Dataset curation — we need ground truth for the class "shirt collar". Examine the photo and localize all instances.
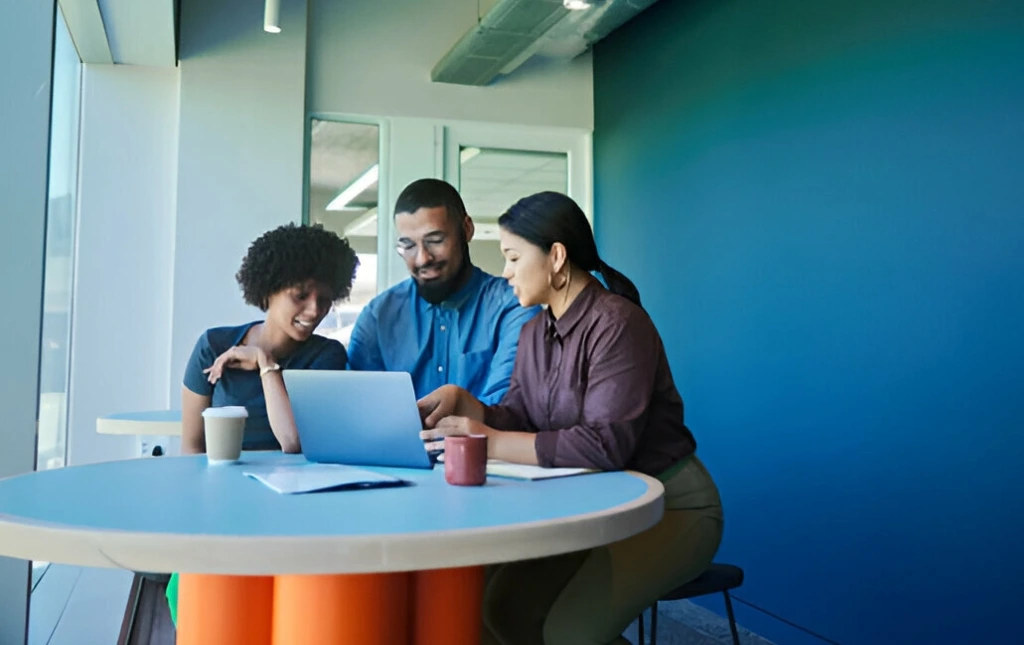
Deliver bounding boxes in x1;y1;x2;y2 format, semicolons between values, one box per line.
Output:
547;280;600;340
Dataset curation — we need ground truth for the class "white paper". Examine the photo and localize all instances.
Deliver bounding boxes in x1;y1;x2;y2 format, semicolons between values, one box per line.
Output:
483;460;597;481
244;463;405;494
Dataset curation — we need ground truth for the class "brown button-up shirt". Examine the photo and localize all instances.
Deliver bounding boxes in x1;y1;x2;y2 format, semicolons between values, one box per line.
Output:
483;281;697;476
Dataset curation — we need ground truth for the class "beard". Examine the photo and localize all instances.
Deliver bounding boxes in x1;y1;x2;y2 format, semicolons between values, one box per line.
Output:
414;238;472;305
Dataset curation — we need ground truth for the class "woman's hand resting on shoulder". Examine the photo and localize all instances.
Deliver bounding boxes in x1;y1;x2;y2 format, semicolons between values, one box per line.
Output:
204;346;273;384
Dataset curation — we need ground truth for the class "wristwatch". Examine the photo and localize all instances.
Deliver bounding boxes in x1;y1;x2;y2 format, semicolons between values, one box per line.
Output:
259;362;282;377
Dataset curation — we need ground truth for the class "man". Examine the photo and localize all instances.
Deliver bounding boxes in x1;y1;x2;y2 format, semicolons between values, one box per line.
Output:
348;178;539;404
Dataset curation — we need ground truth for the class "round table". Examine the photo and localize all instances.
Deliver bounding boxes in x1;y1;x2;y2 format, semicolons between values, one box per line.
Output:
95;409;182;435
0;452;664;645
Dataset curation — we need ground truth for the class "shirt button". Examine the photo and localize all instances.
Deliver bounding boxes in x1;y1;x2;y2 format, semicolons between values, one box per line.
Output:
437;366;444;372
440;325;446;331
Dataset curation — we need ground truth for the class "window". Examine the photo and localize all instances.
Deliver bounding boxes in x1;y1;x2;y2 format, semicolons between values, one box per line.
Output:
307;119;381;346
32;6;82;589
443;122;591;276
457;147;569;275
36;8;81;473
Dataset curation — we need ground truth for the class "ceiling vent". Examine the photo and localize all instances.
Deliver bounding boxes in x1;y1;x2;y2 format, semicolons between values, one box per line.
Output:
431;0;660;86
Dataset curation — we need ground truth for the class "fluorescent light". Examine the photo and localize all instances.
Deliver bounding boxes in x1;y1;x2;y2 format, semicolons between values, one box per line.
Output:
563;0;592;9
326;164;379;211
343;208;378;237
264;0;281;33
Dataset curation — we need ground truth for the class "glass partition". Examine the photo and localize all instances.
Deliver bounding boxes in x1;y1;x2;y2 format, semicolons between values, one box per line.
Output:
457;147;568;275
307;119;381;346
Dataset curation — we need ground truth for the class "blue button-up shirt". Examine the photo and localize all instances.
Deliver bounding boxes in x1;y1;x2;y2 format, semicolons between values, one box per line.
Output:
347;267;540;404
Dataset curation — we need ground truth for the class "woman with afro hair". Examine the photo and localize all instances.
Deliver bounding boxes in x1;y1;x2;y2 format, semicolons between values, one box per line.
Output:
180;222;359;456
166;223;358;626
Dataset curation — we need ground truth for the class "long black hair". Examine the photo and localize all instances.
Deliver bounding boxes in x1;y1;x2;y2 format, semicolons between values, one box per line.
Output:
497;191;641;307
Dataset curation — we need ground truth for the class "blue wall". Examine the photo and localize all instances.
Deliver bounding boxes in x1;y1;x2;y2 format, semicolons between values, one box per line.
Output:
593;1;1024;644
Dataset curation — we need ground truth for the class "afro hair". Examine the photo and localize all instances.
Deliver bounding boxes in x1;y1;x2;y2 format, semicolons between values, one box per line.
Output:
235;223;359;311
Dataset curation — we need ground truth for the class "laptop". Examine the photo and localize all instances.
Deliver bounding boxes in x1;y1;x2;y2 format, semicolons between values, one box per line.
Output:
282;370;434;470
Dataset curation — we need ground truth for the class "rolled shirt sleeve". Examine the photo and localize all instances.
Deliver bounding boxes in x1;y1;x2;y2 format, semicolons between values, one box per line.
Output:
533;310;660;470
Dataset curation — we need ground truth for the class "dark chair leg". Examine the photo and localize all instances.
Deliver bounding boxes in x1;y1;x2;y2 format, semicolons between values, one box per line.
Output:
723;591;740;645
637;606;645;644
650;601;658;645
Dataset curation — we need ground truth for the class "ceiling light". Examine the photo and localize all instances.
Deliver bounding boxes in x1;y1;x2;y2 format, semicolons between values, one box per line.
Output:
264;0;281;33
326;164;379;211
343;208;378;238
563;0;593;9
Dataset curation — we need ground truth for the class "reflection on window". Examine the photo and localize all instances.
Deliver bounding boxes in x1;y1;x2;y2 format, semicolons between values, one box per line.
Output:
32;7;82;589
308;120;380;347
37;9;81;473
458;148;568;276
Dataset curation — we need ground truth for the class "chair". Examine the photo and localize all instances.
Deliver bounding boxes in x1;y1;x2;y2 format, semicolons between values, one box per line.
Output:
636;563;744;645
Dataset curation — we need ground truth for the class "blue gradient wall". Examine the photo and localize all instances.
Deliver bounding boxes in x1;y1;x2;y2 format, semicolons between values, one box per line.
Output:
593;1;1024;643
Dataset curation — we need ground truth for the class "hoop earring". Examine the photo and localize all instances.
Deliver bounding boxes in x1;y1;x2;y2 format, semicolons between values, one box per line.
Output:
563;269;572;307
551;269;568;291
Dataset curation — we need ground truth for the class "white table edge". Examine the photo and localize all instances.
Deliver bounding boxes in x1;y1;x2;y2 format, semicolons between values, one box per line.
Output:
95;417;182;436
0;472;665;575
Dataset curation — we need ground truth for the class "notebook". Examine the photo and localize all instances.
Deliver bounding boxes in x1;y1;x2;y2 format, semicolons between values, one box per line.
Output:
436;455;597;481
244;463;408;494
485;460;597;481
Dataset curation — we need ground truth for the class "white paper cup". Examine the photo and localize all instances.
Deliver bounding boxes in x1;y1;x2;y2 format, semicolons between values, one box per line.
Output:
202;406;247;464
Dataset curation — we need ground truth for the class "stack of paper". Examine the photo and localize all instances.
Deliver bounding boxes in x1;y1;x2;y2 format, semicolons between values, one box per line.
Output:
243;463;407;494
484;460;597;481
436;455;598;481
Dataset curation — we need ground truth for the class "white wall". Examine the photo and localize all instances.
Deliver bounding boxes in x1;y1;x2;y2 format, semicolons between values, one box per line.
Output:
169;0;309;401
0;0;54;639
68;64;180;466
309;0;594;129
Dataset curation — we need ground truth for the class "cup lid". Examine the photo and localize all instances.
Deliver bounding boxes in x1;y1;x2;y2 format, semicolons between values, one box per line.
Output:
202;406;249;419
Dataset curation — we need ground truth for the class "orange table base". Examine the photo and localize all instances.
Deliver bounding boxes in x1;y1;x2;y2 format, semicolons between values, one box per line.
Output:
175;567;486;645
273;572;411;645
176;574;274;645
413;566;486;645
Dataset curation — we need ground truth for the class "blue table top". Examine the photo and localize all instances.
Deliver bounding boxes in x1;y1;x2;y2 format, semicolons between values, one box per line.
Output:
0;452;664;574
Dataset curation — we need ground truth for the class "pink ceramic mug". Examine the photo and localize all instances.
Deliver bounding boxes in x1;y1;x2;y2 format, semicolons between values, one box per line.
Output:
444;435;488;486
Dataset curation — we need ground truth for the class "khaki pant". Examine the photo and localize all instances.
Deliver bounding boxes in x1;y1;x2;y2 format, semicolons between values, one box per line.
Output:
482;455;724;645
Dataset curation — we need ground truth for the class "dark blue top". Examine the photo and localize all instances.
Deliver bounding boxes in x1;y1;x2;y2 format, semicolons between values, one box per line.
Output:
347;267;539;404
183;322;347;450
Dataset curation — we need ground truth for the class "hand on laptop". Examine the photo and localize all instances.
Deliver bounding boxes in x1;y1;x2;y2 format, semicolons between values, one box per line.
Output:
417;385;485;428
419;416;491;453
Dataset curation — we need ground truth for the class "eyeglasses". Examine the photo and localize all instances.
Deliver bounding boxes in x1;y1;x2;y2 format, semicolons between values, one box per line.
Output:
396;237;448;259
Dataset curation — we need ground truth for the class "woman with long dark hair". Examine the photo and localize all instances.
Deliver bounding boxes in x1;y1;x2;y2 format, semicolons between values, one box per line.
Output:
419;192;723;644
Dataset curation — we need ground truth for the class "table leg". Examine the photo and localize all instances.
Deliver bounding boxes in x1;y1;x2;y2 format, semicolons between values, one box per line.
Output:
413;566;485;645
176;574;274;645
272;572;411;645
